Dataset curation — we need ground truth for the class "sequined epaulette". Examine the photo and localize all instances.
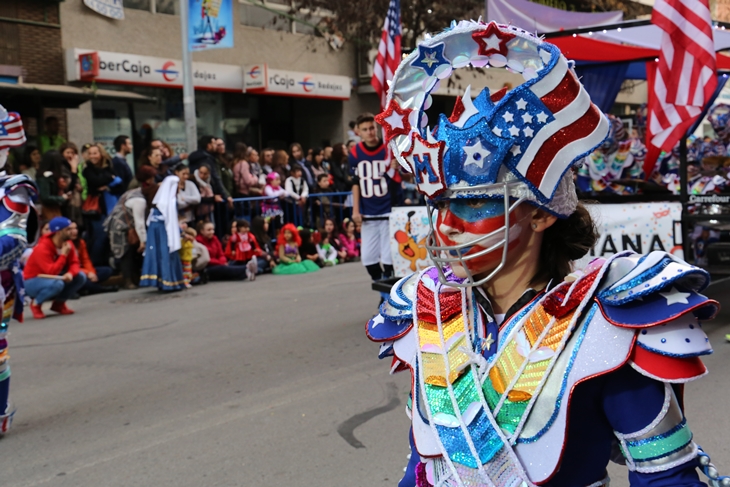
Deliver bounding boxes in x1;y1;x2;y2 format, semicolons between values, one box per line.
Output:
366;273;419;343
596;251;718;328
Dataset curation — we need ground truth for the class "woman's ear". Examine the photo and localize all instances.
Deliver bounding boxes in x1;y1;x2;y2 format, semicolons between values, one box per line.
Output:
531;209;558;233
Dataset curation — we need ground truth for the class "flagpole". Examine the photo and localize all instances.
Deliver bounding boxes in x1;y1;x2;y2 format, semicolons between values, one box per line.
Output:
179;0;197;153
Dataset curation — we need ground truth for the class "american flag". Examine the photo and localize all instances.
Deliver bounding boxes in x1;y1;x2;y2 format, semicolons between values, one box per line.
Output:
509;54;608;199
0;112;26;151
371;0;401;109
646;0;716;161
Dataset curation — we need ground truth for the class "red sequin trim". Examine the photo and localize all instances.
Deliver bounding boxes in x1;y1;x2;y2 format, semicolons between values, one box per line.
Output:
416;281;462;323
543;267;601;318
415;462;433;487
525;104;601;186
449;96;465;123
540;72;580;114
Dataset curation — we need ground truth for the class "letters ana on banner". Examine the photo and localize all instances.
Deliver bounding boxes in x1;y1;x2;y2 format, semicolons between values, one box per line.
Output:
189;0;234;51
389;202;684;278
66;49;243;91
83;0;124;20
243;64;352;100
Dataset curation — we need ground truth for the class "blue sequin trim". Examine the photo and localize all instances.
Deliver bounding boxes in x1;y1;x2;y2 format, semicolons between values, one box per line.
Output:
599;257;672;299
636;340;713;358
517;303;597;444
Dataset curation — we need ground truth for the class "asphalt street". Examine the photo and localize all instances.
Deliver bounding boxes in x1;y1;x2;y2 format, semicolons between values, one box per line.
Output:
1;264;729;487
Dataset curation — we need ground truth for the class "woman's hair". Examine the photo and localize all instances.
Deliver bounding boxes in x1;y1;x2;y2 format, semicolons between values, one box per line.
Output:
251;216;271;246
276;223;301;252
21;145;40;168
311;147;323;166
136;165;157;184
233;142;248;162
138;147;161;168
289;142;303;162
197;220;213;234
59;141;78;156
331;143;347;166
533;203;598;285
91;143;112;168
299;228;312;245
38;150;65;178
273;150;288;168
172;161;188;174
323;218;339;238
342;217;354;233
142;182;159;215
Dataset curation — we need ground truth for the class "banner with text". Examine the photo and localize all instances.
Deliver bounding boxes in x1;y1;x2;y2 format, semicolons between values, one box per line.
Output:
244;64;351;100
66;48;242;92
389;202;684;278
83;0;124;20
189;0;234;51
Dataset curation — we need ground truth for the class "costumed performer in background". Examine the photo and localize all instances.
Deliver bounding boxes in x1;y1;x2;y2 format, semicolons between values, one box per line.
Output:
140;163;186;291
367;21;728;487
0;105;38;434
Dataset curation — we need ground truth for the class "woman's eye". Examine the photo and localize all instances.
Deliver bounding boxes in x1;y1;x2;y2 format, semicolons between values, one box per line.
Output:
465;198;486;209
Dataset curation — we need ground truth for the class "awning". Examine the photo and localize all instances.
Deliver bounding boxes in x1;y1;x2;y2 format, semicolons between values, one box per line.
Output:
0;82;156;111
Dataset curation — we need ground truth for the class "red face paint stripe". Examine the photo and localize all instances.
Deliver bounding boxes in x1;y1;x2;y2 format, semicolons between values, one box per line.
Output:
525;105;601;185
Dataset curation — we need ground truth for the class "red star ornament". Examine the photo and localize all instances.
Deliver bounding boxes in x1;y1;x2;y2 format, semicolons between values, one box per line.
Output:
375;100;413;144
402;133;446;198
472;22;515;57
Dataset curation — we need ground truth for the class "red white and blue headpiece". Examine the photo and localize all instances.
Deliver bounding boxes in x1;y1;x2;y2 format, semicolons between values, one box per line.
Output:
376;20;609;218
0;105;26;170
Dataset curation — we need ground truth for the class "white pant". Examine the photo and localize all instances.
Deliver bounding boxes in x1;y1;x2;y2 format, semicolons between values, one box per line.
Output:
360;218;392;267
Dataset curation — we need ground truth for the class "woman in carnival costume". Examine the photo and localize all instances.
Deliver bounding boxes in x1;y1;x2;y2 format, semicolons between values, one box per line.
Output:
366;21;728;487
0;106;38;434
140;163;186;291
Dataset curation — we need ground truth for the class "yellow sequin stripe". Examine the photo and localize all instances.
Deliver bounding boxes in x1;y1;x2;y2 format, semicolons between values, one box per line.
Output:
420;314;472;387
139;275;185;287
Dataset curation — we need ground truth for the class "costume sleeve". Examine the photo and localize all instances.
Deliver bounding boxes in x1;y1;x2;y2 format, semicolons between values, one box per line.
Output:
602;366;704;487
75;241;96;275
126;198;147;244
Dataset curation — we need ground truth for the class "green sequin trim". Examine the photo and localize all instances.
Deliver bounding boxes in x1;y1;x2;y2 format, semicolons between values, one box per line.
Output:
425;370;481;416
0;228;25;238
0;366;10;382
482;379;528;435
626;420;692;462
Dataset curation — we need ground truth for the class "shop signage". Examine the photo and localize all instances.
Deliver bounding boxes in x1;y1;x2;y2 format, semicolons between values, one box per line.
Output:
66;49;242;92
243;64;351;100
388;202;683;278
79;52;100;80
83;0;124;20
188;0;234;51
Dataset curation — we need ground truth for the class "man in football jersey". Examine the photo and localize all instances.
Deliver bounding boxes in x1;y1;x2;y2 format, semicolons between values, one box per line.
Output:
350;113;398;287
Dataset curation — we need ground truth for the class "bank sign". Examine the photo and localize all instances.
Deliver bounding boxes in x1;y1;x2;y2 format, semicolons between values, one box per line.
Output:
66;48;242;92
243;64;351;100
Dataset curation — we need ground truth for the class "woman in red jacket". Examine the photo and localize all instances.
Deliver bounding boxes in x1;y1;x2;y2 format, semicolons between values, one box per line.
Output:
195;222;249;281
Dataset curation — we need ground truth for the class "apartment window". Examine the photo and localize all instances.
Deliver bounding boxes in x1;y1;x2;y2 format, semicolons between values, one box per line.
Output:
239;4;289;31
124;0;152;11
156;0;179;15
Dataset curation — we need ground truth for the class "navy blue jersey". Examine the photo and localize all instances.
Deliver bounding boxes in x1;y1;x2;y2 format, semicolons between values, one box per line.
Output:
349;141;391;216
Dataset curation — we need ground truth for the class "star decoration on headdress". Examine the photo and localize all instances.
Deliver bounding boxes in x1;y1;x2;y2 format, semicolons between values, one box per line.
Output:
521;113;533;124
510;145;522;156
508;125;520;137
516;98;527;110
375;99;413;144
536;111;548;124
472;22;515;57
463;140;492;169
502;111;514;123
412;43;449;77
524;127;534;137
402;133;447;198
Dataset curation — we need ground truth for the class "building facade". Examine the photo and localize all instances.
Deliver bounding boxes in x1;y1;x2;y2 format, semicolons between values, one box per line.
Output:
62;0;379;157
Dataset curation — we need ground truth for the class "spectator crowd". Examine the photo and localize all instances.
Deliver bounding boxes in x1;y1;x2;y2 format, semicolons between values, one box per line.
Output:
7;118;400;319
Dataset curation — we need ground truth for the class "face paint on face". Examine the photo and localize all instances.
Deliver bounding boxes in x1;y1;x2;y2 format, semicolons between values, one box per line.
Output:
434;197;524;277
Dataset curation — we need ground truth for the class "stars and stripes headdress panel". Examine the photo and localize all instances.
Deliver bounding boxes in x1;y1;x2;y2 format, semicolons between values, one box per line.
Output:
375;20;609;217
0;105;26;152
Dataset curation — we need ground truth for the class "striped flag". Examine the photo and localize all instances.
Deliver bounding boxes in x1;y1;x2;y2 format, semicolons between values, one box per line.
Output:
371;0;401;109
646;0;716;166
0;112;26;151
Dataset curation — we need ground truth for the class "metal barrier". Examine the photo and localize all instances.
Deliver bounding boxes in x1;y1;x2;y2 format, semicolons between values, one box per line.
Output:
230;191;353;229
